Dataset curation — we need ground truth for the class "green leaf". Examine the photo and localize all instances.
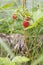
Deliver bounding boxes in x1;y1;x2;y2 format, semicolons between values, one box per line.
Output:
0;2;14;10
0;57;15;65
0;57;10;65
12;56;30;63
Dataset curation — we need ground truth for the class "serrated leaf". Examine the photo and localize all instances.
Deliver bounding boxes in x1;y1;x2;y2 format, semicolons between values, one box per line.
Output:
0;57;15;65
12;56;30;63
0;57;10;65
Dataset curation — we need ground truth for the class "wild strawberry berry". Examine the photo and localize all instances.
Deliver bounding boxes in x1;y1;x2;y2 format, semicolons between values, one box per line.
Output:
25;16;30;21
13;14;17;19
23;21;29;28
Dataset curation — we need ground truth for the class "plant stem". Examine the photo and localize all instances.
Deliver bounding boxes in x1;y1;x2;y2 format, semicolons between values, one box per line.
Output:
22;0;26;11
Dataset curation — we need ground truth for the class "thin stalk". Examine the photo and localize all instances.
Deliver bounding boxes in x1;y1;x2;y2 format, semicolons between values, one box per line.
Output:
22;0;26;11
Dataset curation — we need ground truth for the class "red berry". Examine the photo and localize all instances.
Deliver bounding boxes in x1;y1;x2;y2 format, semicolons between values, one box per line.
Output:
25;17;30;21
23;21;29;28
13;14;17;19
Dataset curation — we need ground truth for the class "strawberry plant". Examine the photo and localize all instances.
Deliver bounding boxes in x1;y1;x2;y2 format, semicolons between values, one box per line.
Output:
0;0;43;65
